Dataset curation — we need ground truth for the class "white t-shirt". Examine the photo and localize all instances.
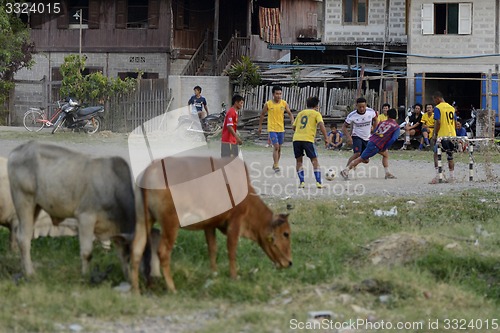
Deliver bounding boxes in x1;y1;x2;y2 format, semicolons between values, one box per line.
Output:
344;108;378;141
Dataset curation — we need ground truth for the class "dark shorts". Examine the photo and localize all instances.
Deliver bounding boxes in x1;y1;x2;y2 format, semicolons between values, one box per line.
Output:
293;141;317;159
221;142;239;158
360;141;380;160
269;132;285;145
352;136;368;154
434;139;455;161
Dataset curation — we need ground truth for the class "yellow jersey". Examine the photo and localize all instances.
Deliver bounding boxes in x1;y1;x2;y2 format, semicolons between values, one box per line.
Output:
435;102;456;137
293;109;323;142
266;99;288;132
378;113;388;122
421;112;435;136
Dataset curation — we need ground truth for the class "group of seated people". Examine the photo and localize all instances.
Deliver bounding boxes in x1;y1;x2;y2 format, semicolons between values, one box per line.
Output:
399;103;467;151
326;102;468;152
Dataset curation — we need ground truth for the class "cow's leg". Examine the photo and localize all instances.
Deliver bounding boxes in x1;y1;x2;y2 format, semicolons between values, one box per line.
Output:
130;211;150;293
14;199;37;275
158;223;178;293
226;219;242;279
9;224;19;252
77;213;97;275
204;228;218;273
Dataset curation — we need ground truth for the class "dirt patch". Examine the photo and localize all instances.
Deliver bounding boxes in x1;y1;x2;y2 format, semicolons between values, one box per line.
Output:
362;233;428;267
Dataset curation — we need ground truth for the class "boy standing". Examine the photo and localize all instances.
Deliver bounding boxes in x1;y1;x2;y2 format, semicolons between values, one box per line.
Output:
221;95;244;158
188;86;209;119
258;85;294;172
292;97;330;188
431;91;456;183
340;108;400;180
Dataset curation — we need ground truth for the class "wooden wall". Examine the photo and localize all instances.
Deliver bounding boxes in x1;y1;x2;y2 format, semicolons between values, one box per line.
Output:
280;0;321;43
31;0;171;53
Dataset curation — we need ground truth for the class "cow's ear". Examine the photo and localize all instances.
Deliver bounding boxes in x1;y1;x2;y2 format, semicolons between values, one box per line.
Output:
279;213;289;219
271;214;288;228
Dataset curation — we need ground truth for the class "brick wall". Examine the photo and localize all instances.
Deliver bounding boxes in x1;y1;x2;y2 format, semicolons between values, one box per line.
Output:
11;51;170;125
324;0;407;44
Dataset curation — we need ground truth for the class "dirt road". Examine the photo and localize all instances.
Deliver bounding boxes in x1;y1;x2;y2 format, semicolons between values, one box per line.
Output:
1;126;498;200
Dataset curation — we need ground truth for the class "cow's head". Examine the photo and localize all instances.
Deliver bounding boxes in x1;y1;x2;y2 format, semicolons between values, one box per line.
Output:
260;213;292;269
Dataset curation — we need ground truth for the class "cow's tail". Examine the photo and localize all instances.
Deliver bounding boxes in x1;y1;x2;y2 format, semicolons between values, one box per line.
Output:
140;186;153;286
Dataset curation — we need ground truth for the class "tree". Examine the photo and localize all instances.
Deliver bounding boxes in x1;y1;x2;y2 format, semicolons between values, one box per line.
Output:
59;55;137;103
226;56;261;97
0;2;35;121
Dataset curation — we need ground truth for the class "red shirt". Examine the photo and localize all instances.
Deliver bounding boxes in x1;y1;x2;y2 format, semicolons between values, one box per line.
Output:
221;107;238;144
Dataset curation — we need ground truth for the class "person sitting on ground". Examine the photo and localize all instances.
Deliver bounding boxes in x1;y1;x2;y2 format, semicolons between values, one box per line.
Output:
420;103;434;149
327;124;343;150
188;85;209;119
340;108;400;180
456;119;467;136
402;103;423;150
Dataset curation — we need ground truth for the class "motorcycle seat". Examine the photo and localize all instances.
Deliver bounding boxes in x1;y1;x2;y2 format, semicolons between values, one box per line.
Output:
495;122;500;128
77;106;104;117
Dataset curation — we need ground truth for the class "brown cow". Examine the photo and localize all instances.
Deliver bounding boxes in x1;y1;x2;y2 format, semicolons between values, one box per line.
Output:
130;156;292;293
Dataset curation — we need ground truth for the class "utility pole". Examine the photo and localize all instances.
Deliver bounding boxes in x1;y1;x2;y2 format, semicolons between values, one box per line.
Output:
212;0;219;75
378;0;390;111
73;9;83;57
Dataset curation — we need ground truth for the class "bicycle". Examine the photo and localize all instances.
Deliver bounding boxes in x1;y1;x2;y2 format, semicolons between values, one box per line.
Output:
23;101;64;132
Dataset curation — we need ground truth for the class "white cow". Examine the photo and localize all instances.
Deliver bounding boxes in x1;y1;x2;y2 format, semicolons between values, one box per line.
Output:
7;141;136;277
0;157;78;251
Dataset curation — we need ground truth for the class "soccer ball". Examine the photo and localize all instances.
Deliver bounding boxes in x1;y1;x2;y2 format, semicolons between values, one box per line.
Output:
325;168;336;181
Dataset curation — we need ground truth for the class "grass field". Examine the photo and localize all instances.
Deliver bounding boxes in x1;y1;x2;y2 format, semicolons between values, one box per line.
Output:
0;189;499;332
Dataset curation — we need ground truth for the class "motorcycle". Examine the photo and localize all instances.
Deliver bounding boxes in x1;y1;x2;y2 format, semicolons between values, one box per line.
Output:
177;102;226;139
52;98;104;134
463;106;477;138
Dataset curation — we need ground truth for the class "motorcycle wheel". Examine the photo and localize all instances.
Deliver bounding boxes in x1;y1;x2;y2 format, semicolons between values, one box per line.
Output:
205;121;222;136
51;116;66;134
85;117;101;134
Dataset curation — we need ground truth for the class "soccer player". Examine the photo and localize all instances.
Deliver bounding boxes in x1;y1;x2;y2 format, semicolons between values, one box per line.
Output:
430;91;457;183
221;95;244;158
292;96;330;188
340;108;400;180
257;85;294;173
188;85;209;119
342;97;379;166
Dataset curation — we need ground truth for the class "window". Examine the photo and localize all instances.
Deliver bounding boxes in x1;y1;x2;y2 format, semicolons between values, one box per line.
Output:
68;0;89;28
127;0;148;28
343;0;368;25
52;67;102;81
118;72;158;79
421;3;472;35
175;0;191;30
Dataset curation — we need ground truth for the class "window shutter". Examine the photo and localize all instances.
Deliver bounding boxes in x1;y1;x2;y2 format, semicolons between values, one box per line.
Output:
149;0;160;29
458;3;472;35
57;0;69;29
88;0;100;29
116;0;127;29
421;3;434;35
